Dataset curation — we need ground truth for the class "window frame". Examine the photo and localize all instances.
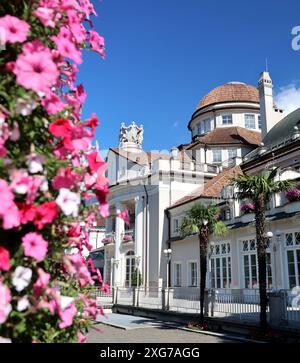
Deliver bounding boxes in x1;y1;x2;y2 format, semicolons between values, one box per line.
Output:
222;114;233;125
187;260;198;287
244;114;256;129
173;262;182;287
212;149;222;163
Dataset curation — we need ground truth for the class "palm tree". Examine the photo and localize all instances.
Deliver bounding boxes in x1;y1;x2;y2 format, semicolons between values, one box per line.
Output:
180;204;227;325
233;168;293;330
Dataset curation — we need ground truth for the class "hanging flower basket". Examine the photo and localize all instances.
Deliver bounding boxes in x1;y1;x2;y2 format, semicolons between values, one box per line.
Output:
122;234;133;242
102;237;113;245
241;202;255;214
285;188;300;202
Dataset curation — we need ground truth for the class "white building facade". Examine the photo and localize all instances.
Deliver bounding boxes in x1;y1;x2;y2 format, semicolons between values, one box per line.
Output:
102;71;300;296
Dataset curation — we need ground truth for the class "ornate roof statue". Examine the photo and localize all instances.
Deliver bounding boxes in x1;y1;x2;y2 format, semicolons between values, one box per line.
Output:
119;122;144;151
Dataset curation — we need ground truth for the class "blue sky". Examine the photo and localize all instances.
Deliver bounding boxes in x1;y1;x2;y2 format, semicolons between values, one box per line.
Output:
78;0;300;153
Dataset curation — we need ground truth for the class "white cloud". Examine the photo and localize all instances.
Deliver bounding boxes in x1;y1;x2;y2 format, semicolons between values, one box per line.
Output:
274;83;300;114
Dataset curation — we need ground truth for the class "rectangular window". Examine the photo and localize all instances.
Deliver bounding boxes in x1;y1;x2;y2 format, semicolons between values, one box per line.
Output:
210;244;231;289
174;263;181;287
189;262;198;287
228;149;237;160
287;250;297;288
258;115;262;129
173;218;179;235
204;119;211;132
245;114;256;129
222;115;233;125
212;149;222;163
242;239;272;288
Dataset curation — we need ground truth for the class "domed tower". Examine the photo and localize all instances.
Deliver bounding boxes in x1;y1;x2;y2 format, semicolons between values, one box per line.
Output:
181;82;263;168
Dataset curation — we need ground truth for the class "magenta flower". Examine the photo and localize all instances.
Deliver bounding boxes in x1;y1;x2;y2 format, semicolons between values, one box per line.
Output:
13;49;59;93
89;30;105;58
118;209;130;226
0;15;30;44
285;188;300;202
51;35;82;64
0;179;21;230
241;202;255;214
22;232;48;262
123;234;133;242
33;268;51;297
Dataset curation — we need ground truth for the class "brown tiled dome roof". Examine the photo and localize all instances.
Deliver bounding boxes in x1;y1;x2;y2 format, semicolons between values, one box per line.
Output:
196;82;259;112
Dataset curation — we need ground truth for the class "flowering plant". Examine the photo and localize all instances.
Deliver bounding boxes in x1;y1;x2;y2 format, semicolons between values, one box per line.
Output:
122;234;133;242
102;237;113;245
0;1;110;343
285;188;300;202
241;202;255;214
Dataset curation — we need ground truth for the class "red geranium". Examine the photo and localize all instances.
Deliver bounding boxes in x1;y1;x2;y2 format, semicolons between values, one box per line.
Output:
34;201;58;230
49;118;73;138
0;246;11;271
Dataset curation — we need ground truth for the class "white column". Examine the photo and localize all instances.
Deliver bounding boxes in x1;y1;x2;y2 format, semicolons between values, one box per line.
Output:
134;196;144;270
114;202;124;286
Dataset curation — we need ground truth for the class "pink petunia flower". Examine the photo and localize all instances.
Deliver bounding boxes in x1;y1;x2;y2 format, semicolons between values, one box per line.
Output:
22;232;48;262
34;7;56;28
41;91;65;115
52;167;81;190
77;332;87;343
51;35;82;64
0;15;30;44
0;246;11;271
0;179;21;230
89;30;105;59
59;302;77;329
117;209;130;227
13;48;59;93
33;268;51;297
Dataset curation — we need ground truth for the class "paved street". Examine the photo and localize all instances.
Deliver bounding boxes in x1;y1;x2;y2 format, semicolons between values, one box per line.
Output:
87;313;238;343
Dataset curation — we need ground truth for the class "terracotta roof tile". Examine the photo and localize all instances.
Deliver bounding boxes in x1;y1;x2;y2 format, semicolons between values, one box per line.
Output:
184;127;261;148
196;83;259;111
169;165;243;208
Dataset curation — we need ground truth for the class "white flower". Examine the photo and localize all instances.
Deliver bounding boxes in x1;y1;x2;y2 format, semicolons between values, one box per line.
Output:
56;188;80;217
15;98;37;116
60;296;74;311
17;296;30;312
40;179;49;192
12;266;32;292
0;337;11;343
26;153;45;174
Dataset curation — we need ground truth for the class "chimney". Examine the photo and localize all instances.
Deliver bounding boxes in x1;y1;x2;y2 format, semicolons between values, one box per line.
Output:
258;71;274;138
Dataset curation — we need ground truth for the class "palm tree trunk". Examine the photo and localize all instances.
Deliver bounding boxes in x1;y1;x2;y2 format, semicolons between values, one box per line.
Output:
199;226;208;325
255;197;268;331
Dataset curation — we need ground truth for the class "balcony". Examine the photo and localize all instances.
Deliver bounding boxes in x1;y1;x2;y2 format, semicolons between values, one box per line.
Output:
102;232;115;246
122;229;135;244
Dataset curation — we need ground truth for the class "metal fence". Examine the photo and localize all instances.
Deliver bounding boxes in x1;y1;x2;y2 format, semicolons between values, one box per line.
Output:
284;290;300;327
93;286;300;328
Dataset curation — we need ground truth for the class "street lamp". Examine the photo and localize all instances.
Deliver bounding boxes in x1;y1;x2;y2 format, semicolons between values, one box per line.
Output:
163;248;172;310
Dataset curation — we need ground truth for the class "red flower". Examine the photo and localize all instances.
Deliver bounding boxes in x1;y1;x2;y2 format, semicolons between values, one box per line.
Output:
18;202;36;224
0;246;11;271
48;118;73;138
84;113;99;133
87;151;106;174
34;201;58;230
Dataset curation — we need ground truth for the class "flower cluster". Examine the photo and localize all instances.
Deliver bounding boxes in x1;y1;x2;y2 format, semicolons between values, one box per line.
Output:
122;234;133;242
0;1;109;343
285;188;300;203
241;202;255;214
102;237;113;245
